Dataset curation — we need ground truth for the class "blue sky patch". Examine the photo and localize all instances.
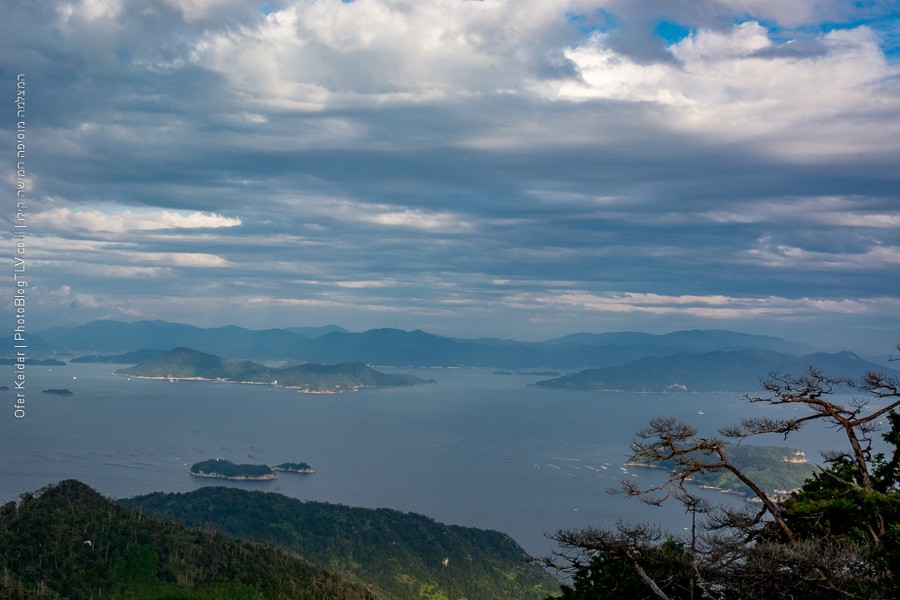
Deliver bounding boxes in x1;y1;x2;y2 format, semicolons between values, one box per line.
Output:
654;20;691;45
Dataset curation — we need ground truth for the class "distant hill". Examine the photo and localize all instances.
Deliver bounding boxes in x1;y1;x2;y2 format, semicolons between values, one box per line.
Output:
39;320;307;355
0;480;383;600
116;347;435;392
70;348;168;364
284;324;349;338
0;334;56;355
124;486;559;600
39;319;832;369
536;349;897;393
542;329;818;356
0;357;65;366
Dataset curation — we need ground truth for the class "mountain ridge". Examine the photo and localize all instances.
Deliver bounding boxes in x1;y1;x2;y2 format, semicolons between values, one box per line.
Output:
0;480;384;600
38;319;827;369
123;486;559;600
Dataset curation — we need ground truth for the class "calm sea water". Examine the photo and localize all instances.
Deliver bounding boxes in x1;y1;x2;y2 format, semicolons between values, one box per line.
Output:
0;363;858;559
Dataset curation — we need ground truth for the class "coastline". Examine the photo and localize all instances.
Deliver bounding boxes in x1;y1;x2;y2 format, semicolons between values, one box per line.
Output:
118;374;360;393
272;466;316;474
189;470;278;481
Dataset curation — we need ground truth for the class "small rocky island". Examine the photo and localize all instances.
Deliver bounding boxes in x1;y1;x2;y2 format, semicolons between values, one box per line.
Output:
42;388;74;396
189;459;277;481
272;462;315;474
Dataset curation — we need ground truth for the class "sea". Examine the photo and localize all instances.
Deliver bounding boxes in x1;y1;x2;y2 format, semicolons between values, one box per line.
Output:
0;363;865;560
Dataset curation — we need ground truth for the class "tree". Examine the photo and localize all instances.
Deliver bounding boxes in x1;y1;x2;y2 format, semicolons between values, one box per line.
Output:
544;346;900;599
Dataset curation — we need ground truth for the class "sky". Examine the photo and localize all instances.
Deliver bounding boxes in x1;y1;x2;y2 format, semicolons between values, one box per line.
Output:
3;0;900;352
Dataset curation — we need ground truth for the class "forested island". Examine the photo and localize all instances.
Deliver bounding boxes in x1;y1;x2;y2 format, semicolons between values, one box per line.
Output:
41;388;74;396
116;347;436;393
189;459;277;481
273;462;315;474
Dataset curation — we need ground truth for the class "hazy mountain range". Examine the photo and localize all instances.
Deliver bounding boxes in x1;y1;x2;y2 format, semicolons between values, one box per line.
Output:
40;319;823;369
23;320;896;393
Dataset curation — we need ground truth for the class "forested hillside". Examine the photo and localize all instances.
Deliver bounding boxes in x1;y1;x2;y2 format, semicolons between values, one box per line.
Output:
0;480;383;600
125;486;559;600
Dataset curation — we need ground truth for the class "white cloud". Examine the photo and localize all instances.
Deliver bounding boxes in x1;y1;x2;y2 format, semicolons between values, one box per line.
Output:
189;0;595;110
557;21;900;158
510;290;895;320
699;196;900;228
281;194;475;233
334;280;396;289
745;236;900;270
43;284;144;317
57;0;122;23
134;252;231;268
32;207;241;233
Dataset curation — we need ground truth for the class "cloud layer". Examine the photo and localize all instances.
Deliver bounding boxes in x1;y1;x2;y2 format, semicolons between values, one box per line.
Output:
3;0;899;351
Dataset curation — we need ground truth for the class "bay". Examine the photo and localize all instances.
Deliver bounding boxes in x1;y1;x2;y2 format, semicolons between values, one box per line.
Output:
0;363;856;559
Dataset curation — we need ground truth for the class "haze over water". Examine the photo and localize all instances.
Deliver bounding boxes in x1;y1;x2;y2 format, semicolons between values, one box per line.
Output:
1;362;858;559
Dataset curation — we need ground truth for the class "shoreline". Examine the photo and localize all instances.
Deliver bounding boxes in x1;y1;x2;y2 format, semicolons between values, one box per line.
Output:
190;471;278;481
118;374;361;394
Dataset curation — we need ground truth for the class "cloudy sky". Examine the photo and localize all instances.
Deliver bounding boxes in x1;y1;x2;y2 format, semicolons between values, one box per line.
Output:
4;0;899;351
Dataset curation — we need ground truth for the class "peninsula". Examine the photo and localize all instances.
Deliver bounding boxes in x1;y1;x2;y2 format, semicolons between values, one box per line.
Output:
116;347;436;393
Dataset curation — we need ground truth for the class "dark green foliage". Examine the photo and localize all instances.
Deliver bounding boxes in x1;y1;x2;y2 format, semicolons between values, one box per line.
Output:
189;459;274;479
555;540;692;600
123;486;559;600
0;480;384;600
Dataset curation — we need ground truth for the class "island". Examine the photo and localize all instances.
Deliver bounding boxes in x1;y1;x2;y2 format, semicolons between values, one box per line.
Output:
0;358;66;366
41;388;74;396
272;462;316;474
116;347;437;393
189;459;277;481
